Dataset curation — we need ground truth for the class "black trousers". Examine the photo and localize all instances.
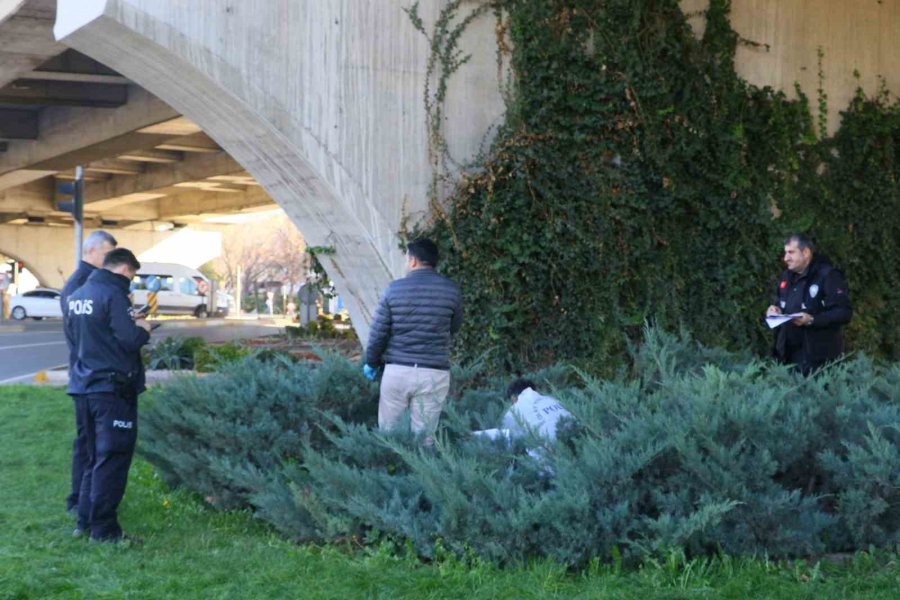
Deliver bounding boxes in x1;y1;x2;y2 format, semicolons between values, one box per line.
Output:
784;345;823;376
76;391;138;540
66;395;88;512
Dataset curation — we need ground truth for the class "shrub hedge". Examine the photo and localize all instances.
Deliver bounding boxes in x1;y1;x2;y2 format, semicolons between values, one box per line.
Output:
141;328;900;566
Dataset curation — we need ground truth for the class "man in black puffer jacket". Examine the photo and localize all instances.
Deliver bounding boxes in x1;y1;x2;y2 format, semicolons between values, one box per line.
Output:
364;238;463;444
766;233;852;374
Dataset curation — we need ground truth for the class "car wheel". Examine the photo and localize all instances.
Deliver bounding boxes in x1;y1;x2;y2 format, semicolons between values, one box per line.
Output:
11;306;26;320
194;305;209;319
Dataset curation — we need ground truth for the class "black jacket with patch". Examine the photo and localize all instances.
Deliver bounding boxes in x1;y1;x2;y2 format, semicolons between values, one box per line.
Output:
771;256;852;368
61;260;97;371
65;268;150;396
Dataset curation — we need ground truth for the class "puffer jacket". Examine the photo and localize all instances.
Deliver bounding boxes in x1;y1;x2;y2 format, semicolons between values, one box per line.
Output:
365;268;463;370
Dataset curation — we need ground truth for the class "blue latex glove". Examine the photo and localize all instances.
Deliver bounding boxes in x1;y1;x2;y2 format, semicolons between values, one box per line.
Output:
363;364;378;381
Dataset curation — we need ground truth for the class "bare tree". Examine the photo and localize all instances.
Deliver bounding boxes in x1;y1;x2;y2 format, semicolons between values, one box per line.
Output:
215;212;306;300
268;218;307;295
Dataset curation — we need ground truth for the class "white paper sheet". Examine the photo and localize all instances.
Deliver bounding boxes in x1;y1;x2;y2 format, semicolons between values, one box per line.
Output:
765;313;805;329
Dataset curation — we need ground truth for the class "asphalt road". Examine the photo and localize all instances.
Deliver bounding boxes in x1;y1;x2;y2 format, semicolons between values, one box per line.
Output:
0;319;285;384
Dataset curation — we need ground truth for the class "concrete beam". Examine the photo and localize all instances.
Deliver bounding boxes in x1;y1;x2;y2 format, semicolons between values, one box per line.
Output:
83;185;274;222
0;85;178;188
0;8;64;89
86;200;158;221
155;132;220;153
0;168;55;189
55;171;109;182
83;150;244;204
157;187;274;221
117;148;182;163
0;107;37;139
0;2;30;24
84;192;164;213
33;46;119;75
84;158;145;175
1;0;55;21
173;181;245;194
136;117;201;136
0;78;128;107
0;211;25;224
21;71;130;84
0;177;53;212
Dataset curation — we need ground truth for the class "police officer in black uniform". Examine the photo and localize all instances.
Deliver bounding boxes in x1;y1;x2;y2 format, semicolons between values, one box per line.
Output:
766;233;852;374
60;231;117;515
66;248;152;542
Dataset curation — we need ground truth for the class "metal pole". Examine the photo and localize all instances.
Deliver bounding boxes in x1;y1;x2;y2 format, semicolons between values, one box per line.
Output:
207;279;217;316
73;165;84;269
235;265;242;315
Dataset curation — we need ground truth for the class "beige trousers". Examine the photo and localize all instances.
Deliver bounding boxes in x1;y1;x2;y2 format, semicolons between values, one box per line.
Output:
378;364;451;442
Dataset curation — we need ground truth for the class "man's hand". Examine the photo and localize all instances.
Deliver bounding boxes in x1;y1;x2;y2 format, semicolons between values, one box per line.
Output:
363;364;378;381
135;319;153;333
766;305;783;317
791;312;814;327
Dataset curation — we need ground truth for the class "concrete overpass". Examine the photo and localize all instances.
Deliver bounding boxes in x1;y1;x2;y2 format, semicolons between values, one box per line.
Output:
0;1;278;287
2;1;898;342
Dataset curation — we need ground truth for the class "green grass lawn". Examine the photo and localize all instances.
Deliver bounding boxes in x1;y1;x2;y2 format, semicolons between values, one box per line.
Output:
0;385;897;599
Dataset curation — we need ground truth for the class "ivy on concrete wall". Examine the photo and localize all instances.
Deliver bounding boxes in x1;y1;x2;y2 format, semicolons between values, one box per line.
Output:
410;0;900;374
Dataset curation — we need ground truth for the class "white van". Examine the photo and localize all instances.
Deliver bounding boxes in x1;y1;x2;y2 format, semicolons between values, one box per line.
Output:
131;262;229;318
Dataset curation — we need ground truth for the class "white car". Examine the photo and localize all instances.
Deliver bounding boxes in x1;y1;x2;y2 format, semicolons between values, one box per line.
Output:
9;288;63;320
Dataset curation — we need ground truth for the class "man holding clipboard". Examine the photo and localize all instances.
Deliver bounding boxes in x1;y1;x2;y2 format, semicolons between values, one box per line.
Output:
765;234;852;374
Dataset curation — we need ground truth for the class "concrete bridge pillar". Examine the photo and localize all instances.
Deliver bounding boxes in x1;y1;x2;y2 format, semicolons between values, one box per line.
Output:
0;224;189;288
54;1;506;343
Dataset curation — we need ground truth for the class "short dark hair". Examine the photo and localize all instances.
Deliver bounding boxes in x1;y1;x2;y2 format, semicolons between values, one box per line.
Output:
407;238;439;267
506;378;537;400
785;233;815;253
103;248;141;271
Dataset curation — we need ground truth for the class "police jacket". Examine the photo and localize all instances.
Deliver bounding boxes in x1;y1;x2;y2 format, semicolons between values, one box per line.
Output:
60;260;97;369
66;268;150;396
366;267;463;370
772;256;852;366
501;388;573;441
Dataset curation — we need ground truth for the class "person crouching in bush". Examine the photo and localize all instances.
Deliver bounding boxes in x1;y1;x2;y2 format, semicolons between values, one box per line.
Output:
502;378;573;441
474;378;574;470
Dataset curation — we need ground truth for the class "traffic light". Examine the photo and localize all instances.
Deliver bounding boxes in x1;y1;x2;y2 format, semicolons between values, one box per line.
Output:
57;166;86;268
56;167;84;222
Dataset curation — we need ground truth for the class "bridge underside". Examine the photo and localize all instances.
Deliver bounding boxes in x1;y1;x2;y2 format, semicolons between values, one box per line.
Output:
0;2;275;229
2;0;898;341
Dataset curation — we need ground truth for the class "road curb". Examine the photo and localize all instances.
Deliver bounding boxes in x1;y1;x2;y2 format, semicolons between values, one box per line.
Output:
0;324;26;333
147;318;285;330
149;319;228;329
19;368;199;387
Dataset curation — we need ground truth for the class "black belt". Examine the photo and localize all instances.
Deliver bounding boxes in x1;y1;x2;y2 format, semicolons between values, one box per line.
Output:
388;361;449;371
